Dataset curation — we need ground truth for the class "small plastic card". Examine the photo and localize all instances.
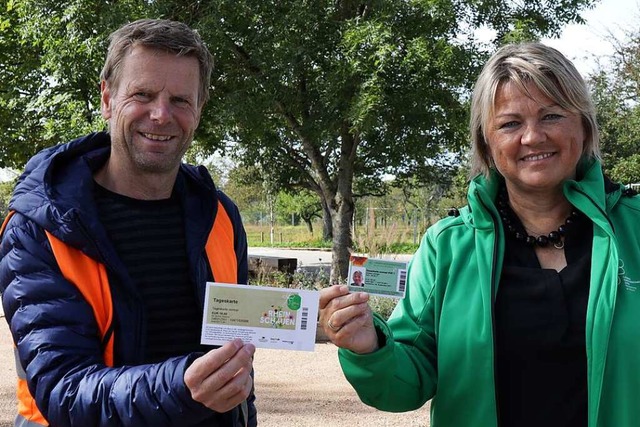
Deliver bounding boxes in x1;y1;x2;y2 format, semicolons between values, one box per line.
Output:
347;256;408;298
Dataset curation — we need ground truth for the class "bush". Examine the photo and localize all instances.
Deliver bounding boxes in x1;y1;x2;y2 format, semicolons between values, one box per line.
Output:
368;295;400;320
0;181;15;222
250;267;330;291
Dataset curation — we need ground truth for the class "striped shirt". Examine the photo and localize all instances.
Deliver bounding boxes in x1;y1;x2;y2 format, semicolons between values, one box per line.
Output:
95;183;205;363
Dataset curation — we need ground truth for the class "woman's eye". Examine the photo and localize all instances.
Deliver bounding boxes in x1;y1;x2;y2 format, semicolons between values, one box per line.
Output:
544;113;563;120
499;121;519;129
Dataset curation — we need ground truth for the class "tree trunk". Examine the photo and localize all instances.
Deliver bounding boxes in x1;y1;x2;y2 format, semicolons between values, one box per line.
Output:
328;122;357;284
329;196;354;284
268;194;275;244
320;195;333;241
303;217;314;234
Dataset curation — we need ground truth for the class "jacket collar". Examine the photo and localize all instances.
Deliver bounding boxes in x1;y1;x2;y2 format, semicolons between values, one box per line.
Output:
465;170;501;231
10;132;218;260
465;157;616;231
563;157;619;235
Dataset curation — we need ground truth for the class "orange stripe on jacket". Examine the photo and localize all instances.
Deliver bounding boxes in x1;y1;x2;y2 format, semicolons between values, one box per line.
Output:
3;199;238;425
46;231;115;367
206;200;238;284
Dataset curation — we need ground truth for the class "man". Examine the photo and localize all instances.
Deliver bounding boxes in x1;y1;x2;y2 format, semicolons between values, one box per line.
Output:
0;19;256;426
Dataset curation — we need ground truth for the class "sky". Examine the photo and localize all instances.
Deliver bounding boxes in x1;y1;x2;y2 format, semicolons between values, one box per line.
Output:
542;0;640;76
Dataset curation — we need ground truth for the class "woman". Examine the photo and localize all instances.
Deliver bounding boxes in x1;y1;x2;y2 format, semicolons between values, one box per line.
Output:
319;42;640;427
350;269;364;287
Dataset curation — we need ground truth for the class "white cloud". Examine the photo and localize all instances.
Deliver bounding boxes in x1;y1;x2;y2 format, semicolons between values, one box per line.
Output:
542;0;640;76
0;169;19;183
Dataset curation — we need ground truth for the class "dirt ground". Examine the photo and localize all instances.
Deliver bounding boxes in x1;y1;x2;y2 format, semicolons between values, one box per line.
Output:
0;314;430;426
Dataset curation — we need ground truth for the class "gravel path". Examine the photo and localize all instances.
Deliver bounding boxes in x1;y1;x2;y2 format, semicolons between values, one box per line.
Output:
0;316;430;426
254;343;431;426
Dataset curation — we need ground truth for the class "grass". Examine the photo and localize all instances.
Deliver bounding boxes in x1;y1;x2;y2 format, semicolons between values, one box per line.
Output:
245;222;422;254
246;225;331;248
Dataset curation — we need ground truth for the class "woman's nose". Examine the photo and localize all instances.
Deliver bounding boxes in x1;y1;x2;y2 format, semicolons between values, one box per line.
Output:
521;122;545;145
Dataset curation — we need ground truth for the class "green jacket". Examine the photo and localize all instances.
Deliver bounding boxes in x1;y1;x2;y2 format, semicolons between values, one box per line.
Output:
339;159;640;427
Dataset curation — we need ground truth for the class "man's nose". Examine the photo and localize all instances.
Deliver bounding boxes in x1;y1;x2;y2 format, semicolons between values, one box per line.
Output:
149;98;171;123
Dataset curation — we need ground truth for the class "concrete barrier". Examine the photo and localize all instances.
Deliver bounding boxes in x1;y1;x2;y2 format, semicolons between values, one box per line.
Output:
248;255;297;276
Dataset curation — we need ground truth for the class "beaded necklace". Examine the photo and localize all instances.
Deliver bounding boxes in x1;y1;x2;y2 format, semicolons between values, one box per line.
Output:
497;186;579;249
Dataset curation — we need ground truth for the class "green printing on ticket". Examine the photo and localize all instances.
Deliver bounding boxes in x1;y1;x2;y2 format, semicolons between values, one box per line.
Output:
207;286;300;330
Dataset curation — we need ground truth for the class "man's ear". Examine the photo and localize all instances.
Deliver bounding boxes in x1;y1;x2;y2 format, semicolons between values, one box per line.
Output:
195;102;204;128
100;80;112;120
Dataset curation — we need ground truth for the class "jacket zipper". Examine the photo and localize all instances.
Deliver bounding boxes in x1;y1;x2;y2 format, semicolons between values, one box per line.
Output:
571;185;617;426
475;189;502;427
76;217;146;361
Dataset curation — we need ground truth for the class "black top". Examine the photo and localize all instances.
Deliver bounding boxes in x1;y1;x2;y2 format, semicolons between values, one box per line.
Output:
95;183;205;363
495;208;592;427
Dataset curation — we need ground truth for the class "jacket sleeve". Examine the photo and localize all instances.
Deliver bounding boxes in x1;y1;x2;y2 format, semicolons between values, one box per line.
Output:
338;230;438;412
0;214;222;427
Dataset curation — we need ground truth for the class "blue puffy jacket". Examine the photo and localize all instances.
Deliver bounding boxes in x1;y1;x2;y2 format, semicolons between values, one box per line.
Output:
0;132;254;426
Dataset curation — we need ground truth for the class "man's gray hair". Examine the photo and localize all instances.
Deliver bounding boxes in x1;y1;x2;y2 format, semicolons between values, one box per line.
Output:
100;18;214;106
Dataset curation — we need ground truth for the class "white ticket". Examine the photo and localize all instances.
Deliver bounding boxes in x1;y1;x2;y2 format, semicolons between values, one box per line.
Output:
201;282;320;352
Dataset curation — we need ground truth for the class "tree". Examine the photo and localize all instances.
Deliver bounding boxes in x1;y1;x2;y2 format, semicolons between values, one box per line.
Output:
222;165;268;224
277;190;323;235
0;180;15;221
0;0;146;167
159;0;596;281
609;154;640;184
1;0;598;281
589;26;640;182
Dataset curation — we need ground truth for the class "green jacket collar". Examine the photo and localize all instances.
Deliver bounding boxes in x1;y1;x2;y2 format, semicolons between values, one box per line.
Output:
466;157;617;231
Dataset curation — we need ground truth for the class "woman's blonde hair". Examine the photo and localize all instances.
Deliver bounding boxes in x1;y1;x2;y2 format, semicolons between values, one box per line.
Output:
469;42;600;179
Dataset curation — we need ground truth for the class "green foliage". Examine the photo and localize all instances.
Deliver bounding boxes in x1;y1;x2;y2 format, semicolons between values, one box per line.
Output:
369;296;399;320
251;267;330;291
222;166;267;223
275;190;321;232
0;0;149;167
609;154;640;184
245;222;332;248
1;0;597;279
0;180;15;219
589;28;640;176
